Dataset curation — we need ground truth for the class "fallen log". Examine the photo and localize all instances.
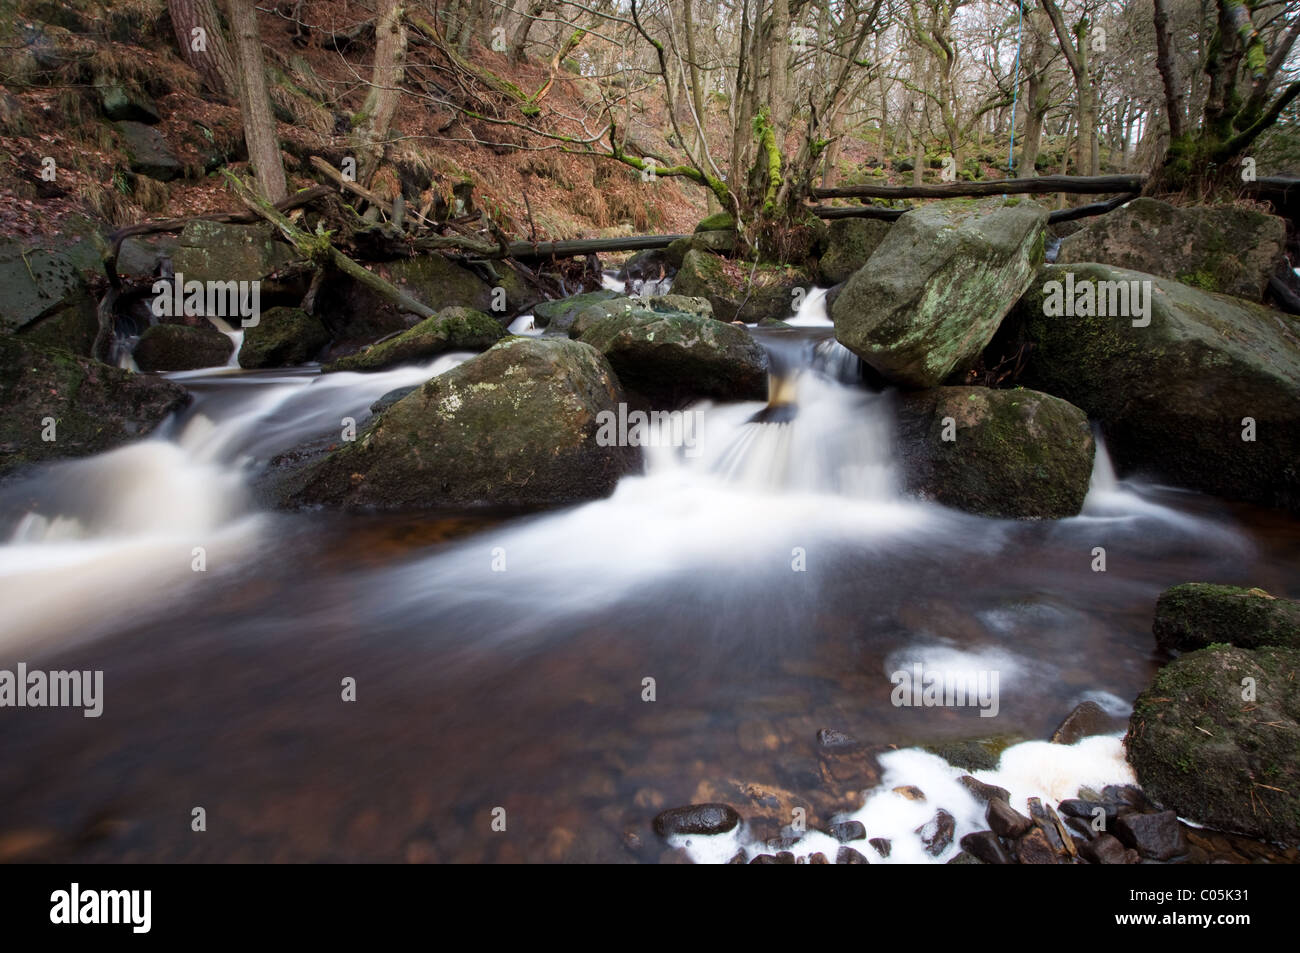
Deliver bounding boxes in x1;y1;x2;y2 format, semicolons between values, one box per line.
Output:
810;173;1149;201
504;234;690;260
808;192;1138;225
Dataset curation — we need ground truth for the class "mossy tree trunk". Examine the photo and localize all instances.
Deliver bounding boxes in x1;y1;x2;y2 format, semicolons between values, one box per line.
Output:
1151;0;1300;195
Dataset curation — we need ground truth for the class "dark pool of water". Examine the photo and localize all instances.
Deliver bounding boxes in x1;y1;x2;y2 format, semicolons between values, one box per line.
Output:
1;485;1296;863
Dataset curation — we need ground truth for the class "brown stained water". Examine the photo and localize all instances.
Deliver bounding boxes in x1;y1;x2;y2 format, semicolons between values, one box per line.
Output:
1;325;1298;863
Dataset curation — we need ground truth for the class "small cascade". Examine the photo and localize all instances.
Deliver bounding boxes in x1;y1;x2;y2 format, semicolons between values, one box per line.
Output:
205;314;246;367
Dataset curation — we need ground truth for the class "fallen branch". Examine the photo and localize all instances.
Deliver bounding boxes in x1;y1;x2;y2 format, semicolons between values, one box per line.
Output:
223;171;436;319
1046;191;1140;224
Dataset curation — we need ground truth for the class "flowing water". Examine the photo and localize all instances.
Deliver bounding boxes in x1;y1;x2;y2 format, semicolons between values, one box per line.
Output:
2;293;1298;862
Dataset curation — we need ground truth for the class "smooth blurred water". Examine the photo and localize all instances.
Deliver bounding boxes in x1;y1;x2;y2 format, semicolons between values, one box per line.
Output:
0;302;1295;862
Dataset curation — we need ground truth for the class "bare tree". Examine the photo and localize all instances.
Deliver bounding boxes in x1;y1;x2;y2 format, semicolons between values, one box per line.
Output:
353;0;409;185
224;0;287;202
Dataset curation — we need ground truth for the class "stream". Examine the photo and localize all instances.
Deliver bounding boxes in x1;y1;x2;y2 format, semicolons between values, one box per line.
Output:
1;291;1298;863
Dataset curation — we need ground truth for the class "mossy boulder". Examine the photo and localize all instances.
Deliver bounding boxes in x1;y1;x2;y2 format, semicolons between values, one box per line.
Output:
1127;644;1300;843
1012;263;1300;513
832;198;1048;388
533;290;623;332
281;337;635;509
665;229;740;269
172;221;295;283
696;212;736;232
239;306;331;368
1153;584;1300;653
1056;198;1286;302
564;297;648;338
325;307;504;372
672;249;812;323
381;255;495;314
560;295;714;339
819;218;892;285
133;322;233;371
579;309;769;404
0;239;100;356
894;385;1094;518
0;337;189;477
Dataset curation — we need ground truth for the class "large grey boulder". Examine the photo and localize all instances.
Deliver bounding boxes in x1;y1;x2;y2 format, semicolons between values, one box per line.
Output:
1013;263;1300;513
282;337;635;509
894;385;1094;518
0;240;100;357
171;221;295;283
1128;644;1300;843
579;309;768;404
832;198;1048;388
672;249;813;323
819;218;892;285
1056;197;1286;302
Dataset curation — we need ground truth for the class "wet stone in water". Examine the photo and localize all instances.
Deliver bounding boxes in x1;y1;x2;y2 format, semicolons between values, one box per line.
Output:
653;803;742;838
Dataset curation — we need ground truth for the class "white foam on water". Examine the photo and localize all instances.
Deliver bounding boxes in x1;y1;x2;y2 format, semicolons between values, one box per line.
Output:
0;440;267;654
0;352;477;655
678;734;1135;864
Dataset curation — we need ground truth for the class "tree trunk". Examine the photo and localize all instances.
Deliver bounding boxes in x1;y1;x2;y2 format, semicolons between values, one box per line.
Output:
510;1;545;63
168;0;237;98
224;0;287;203
354;0;408;185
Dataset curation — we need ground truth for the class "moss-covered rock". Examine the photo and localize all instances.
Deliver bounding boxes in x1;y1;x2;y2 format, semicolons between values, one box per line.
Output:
819;218;892;285
382;255;495;313
1127;644;1300;843
565;298;647;338
0;337;189;476
325;307;503;372
579;309;768;405
533;290;623;332
665;236;693;269
832;198;1048;388
99;81;160;123
672;249;813;323
1153;583;1300;653
1056;198;1286;302
894;385;1094;518
172;221;295;283
647;294;713;319
133;322;233;371
239;306;331;369
696;212;736;233
1012;263;1300;513
281;337;635;509
0;239;100;356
